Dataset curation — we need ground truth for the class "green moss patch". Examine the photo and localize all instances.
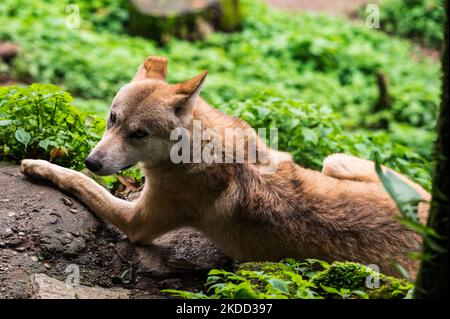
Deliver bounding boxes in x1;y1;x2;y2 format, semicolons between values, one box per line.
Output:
163;259;413;299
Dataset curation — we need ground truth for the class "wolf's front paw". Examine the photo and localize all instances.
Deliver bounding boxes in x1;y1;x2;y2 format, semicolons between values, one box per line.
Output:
20;159;55;181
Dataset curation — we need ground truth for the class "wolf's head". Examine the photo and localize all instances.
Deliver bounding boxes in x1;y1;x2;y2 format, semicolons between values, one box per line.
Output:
85;56;207;175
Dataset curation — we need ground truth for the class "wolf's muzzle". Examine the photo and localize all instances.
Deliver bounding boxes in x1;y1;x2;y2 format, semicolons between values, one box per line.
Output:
85;156;103;173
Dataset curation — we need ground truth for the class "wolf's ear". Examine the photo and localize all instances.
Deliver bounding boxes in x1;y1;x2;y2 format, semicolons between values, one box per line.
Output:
172;71;208;115
133;56;168;81
176;71;207;97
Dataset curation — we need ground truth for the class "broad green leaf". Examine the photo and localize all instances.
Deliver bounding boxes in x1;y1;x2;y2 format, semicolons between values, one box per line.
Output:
85;115;95;126
351;290;369;299
206;275;222;285
374;154;422;221
0;119;12;126
302;127;318;145
234;285;259;299
208;269;230;276
320;285;341;295
267;278;289;293
15;128;31;148
39;139;51;151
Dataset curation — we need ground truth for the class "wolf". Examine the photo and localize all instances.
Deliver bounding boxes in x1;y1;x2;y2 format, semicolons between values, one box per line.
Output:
20;56;430;278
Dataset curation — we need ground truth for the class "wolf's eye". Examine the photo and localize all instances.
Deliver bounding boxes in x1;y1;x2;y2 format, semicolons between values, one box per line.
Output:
130;129;148;139
109;113;116;124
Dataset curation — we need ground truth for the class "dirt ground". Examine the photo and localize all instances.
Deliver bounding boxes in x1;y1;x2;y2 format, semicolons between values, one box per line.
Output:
265;0;375;16
0;162;231;299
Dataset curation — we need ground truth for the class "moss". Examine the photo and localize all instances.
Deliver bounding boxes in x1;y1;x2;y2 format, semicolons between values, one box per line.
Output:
236;262;291;292
312;262;372;290
368;276;414;299
165;259;415;299
237;261;291;277
310;261;413;299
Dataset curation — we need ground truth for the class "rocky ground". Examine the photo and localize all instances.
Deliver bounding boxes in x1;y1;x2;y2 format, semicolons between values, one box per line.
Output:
0;162;231;299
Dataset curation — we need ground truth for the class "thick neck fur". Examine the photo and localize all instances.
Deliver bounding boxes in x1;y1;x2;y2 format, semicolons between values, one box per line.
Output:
142;97;276;187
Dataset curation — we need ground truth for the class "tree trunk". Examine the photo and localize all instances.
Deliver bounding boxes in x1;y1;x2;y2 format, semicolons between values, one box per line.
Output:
374;71;392;113
414;0;449;299
127;0;242;44
0;41;20;63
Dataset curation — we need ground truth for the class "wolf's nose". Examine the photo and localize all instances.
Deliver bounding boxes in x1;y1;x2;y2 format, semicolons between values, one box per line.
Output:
85;157;102;172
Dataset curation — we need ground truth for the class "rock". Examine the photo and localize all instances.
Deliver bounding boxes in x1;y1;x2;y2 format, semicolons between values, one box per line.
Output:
127;0;242;43
0;249;45;298
28;274;130;299
114;228;230;277
0;162;231;298
61;197;73;207
0;162;98;256
155;228;230;271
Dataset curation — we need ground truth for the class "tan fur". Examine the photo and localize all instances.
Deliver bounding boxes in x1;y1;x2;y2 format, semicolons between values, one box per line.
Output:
322;153;430;223
20;56;430;278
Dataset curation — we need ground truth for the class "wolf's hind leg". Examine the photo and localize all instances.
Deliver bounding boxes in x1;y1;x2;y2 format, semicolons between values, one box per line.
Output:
322;153;430;222
322;153;381;183
20;159;136;236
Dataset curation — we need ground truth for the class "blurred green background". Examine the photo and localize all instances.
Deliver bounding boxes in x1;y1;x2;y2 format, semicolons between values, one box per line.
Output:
0;0;444;189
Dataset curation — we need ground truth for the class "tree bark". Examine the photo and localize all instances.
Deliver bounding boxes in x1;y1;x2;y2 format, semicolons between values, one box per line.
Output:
0;41;20;63
414;0;449;299
374;71;392;113
127;0;242;44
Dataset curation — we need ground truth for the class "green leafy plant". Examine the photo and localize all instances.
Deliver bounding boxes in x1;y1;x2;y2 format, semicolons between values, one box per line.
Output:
0;84;145;192
163;259;413;299
374;0;444;48
0;84;104;169
0;0;440;131
222;93;432;189
374;154;446;257
74;0;129;34
0;84;432;191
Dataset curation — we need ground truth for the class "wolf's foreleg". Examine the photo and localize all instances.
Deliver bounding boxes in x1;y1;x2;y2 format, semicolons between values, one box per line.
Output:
20;159;136;236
